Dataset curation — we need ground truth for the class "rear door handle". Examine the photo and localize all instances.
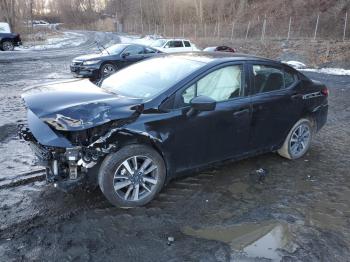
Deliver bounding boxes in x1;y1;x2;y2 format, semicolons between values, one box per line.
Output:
233;108;249;116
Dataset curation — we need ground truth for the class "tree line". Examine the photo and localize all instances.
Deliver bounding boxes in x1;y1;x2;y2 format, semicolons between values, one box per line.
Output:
0;0;349;40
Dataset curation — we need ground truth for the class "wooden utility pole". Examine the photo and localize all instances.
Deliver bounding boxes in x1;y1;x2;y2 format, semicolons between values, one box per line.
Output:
314;13;320;40
217;21;220;38
245;21;250;40
344;12;348;41
195;24;197;39
287;17;292;40
139;0;143;34
261;15;267;41
230;22;235;40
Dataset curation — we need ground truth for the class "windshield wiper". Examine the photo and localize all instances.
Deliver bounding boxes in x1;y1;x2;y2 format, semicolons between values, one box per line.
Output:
95;41;110;55
95;41;103;53
100;43;110;55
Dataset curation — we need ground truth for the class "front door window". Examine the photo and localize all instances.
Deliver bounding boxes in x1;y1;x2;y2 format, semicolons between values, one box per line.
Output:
179;65;243;107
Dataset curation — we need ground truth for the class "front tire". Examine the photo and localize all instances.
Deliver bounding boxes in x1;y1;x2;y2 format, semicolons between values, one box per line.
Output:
100;63;117;78
2;41;14;51
278;118;313;160
98;144;166;208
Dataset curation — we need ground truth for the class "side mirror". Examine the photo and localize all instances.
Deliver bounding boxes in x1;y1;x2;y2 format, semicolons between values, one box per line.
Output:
122;52;130;58
187;96;216;116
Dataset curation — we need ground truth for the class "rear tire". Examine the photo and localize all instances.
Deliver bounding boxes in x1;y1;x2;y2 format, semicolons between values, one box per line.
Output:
278;118;313;160
98;144;166;208
2;41;14;51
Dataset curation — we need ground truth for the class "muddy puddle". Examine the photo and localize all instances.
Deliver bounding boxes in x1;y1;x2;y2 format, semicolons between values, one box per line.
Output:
183;221;296;261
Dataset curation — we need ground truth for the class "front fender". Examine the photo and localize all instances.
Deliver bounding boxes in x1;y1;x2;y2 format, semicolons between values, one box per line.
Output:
88;127;173;181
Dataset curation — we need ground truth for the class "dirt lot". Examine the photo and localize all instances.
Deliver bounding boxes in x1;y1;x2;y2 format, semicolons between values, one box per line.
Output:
0;31;350;261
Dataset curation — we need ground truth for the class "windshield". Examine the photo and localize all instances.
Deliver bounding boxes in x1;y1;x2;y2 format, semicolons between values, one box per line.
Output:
151;39;167;47
101;56;204;100
102;44;127;55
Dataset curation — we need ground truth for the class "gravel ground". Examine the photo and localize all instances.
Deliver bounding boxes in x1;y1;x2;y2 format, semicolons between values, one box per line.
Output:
0;31;350;261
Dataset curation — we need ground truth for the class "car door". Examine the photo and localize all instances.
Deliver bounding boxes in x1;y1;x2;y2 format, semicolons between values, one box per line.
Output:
248;62;303;151
120;45;145;68
183;40;192;51
164;63;251;172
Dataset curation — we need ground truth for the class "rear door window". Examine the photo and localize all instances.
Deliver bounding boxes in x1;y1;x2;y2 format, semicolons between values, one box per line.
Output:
184;41;191;47
284;70;298;88
217;46;228;51
124;45;144;56
252;65;285;94
166;41;184;48
145;47;157;54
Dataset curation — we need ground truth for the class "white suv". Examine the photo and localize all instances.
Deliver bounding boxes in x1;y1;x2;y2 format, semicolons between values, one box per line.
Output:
151;39;200;53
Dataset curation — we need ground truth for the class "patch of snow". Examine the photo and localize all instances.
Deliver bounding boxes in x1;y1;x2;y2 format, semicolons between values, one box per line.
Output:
15;31;87;51
119;35;157;46
282;61;307;69
283;60;350;76
301;68;350;76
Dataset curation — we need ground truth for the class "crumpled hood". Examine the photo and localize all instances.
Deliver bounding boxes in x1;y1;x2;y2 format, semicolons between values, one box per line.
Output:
22;79;143;131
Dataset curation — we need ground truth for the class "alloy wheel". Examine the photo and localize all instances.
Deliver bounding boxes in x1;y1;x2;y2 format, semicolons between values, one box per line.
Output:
102;64;116;77
2;41;14;51
289;123;311;158
113;155;159;201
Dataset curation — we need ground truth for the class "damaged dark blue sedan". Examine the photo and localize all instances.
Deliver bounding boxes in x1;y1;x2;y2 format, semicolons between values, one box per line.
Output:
19;53;328;207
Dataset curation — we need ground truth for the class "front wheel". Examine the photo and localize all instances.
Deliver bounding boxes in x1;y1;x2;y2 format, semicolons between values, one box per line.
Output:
100;63;117;78
2;41;14;51
98;144;166;208
278;118;313;160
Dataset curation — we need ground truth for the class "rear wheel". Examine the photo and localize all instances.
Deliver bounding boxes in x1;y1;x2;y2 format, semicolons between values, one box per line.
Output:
98;144;166;208
100;63;117;78
2;41;14;51
278;118;313;159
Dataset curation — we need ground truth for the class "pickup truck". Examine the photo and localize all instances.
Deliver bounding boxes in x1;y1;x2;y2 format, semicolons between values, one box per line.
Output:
0;22;22;51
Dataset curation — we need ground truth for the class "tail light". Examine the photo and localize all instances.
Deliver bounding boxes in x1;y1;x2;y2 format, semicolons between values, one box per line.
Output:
321;87;329;97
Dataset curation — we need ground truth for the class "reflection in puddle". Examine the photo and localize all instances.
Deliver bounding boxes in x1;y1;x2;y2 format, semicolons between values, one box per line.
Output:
182;221;296;261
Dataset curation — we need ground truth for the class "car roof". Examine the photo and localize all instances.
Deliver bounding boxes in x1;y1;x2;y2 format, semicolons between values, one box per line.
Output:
111;43;154;48
163;52;280;65
158;38;191;41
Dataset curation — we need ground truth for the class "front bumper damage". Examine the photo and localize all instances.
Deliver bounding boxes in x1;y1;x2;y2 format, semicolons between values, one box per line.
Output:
70;63;100;79
18;124;105;191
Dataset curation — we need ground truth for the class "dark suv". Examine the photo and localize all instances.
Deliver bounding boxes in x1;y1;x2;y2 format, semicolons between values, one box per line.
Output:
0;31;22;51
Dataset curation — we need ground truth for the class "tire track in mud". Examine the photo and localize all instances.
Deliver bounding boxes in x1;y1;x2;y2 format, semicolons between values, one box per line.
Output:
0;169;45;190
0;170;218;241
